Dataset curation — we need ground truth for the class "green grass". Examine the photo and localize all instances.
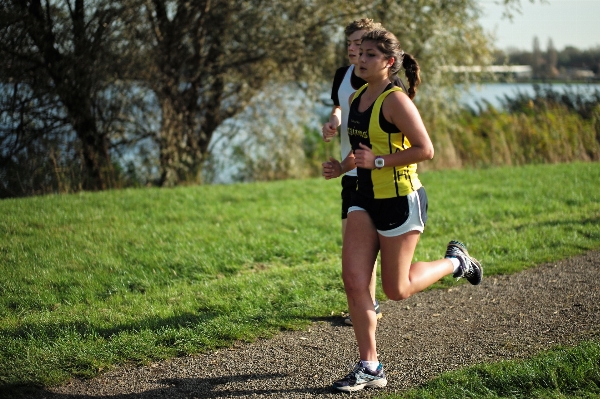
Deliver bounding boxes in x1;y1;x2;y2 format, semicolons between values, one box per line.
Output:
1;162;599;390
379;340;600;399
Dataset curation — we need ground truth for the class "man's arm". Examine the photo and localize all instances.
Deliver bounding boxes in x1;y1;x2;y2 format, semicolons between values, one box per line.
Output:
322;106;341;142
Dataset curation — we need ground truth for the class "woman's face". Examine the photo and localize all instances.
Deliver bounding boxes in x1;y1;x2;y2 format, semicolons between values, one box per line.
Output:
346;30;366;65
357;40;392;81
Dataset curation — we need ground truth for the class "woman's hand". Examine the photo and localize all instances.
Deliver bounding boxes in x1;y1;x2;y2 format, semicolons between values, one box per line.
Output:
322;157;342;179
353;143;376;169
322;107;341;142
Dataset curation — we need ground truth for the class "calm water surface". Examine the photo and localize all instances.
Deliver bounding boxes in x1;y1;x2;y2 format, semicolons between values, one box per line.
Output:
461;83;600;109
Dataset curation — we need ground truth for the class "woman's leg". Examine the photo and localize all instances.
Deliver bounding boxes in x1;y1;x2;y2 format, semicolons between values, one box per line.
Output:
342;210;380;361
342;218;379;319
379;231;454;301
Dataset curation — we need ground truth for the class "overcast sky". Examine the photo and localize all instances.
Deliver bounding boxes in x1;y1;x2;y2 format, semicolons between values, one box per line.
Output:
478;0;600;51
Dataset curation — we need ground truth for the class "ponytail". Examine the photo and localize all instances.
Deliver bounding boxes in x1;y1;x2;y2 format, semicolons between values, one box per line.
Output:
401;53;420;100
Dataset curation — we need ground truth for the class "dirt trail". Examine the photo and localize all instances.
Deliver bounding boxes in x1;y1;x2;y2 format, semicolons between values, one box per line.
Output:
25;251;600;398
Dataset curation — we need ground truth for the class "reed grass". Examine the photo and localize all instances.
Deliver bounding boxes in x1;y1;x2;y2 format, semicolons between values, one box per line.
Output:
430;86;600;170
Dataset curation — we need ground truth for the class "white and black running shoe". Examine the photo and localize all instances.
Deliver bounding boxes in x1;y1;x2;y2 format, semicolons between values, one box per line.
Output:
445;240;483;285
332;361;387;392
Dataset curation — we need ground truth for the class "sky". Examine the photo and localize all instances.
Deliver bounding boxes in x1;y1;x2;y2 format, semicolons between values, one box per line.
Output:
477;0;600;51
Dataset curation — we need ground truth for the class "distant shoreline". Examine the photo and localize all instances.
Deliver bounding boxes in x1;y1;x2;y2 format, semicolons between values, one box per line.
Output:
479;78;600;84
460;81;600;109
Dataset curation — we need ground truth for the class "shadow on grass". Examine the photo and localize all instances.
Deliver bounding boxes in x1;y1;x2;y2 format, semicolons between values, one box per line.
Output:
2;307;349;342
0;310;224;341
514;215;600;232
2;373;337;399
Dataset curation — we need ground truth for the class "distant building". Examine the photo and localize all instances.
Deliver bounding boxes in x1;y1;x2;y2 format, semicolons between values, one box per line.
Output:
441;65;532;79
565;68;595;79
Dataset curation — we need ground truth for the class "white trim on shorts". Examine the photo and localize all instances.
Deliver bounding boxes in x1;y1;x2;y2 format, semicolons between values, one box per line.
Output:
348;189;425;237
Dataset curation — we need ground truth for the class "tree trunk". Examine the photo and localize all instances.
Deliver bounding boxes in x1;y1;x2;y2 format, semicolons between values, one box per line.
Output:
158;97;204;186
77;122;112;191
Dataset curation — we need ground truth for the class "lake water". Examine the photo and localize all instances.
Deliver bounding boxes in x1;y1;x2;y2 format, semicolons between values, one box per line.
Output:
461;83;600;109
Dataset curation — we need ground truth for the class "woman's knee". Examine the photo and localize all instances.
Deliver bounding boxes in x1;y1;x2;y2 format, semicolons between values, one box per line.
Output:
382;283;413;301
342;270;369;294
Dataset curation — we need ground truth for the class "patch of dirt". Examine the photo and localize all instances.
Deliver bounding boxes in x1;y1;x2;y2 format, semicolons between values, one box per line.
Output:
22;251;600;398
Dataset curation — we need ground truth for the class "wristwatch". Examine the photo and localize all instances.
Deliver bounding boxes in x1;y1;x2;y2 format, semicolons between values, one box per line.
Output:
374;156;384;169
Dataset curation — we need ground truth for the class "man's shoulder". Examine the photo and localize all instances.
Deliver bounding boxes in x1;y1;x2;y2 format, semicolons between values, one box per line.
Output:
331;65;353;95
334;65;352;79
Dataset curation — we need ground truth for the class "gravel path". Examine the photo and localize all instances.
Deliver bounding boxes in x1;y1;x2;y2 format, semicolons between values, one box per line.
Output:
26;251;600;398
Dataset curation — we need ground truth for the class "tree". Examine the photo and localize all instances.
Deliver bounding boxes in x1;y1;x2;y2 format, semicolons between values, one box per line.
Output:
128;0;360;186
531;36;544;78
560;45;600;75
0;0;145;195
546;38;559;78
502;45;600;76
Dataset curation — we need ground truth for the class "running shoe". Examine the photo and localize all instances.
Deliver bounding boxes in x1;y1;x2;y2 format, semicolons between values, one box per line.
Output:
332;361;387;392
344;299;382;326
445;240;483;285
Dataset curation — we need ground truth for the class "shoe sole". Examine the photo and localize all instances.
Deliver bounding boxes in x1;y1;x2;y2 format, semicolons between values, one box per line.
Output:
467;257;483;285
334;378;388;392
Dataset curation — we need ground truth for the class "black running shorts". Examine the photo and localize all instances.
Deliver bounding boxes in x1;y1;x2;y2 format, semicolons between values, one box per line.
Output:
349;187;428;237
341;175;358;220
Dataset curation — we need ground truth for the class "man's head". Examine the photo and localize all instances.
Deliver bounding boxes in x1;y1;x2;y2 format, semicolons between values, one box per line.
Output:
344;18;383;38
344;18;384;65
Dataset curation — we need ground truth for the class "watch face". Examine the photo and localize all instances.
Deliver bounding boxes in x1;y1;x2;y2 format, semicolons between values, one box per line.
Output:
375;157;384;168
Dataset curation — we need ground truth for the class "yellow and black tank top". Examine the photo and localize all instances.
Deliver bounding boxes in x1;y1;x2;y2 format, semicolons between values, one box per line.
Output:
348;83;422;199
